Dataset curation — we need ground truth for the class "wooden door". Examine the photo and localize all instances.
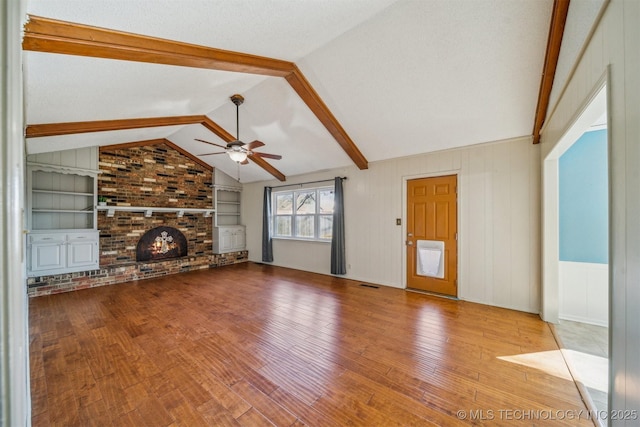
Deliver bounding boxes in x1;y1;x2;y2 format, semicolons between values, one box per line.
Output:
406;175;458;296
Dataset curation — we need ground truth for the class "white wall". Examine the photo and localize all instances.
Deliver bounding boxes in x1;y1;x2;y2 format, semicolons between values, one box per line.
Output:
243;136;541;314
540;0;640;419
214;169;241;189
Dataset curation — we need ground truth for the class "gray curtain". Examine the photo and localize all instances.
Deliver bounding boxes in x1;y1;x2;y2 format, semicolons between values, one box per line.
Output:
331;177;346;274
262;186;273;262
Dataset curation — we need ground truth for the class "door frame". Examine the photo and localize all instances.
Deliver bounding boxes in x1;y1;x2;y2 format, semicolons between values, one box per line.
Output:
541;72;609;323
402;170;461;295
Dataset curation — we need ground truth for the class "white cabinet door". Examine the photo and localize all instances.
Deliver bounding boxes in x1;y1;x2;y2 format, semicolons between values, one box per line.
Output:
67;232;99;269
28;231;99;276
232;227;246;250
30;241;66;274
214;225;246;253
219;228;235;253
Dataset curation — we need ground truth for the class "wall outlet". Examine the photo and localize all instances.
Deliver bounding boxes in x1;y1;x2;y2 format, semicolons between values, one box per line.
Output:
396;218;401;225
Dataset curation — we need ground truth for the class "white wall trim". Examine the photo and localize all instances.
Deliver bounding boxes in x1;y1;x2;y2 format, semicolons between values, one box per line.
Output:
1;0;30;425
559;261;609;327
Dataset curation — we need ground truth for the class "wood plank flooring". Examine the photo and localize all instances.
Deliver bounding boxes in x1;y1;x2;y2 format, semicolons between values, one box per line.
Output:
29;263;593;426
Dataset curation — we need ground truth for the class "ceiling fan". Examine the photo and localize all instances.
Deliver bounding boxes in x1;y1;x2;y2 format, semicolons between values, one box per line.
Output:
196;94;282;164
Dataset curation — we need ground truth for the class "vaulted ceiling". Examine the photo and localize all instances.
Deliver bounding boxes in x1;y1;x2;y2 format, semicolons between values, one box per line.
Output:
23;0;559;183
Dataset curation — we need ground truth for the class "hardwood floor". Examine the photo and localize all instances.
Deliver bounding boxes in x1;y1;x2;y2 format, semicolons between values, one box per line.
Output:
30;263;593;426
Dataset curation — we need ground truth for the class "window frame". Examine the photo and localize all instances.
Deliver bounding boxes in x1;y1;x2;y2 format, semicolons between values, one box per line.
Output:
272;186;334;242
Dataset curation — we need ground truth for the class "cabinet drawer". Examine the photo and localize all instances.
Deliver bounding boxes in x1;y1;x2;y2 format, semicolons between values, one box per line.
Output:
67;231;99;243
28;233;66;244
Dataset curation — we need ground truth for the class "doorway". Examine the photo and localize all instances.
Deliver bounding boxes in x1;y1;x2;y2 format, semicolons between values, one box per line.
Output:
542;80;609;416
405;175;458;296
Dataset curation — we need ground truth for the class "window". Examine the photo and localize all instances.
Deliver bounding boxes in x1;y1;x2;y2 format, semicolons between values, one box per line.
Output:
273;186;334;241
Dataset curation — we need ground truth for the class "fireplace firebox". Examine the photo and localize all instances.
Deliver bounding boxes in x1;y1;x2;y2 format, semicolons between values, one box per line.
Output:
136;226;188;262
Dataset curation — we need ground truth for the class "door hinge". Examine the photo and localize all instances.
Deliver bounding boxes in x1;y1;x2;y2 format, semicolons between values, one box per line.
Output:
455;232;458;240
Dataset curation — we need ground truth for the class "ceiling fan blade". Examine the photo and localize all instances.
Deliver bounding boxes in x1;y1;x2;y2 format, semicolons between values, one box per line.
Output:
198;151;227;156
246;140;265;150
251;152;282;160
240;159;250;165
195;138;227;149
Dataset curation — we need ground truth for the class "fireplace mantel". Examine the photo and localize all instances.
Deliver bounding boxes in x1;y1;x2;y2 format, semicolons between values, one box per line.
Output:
97;205;214;218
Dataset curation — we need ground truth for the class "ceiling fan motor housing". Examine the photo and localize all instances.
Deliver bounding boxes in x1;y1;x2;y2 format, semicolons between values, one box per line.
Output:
194;93;280;165
227;140;245;149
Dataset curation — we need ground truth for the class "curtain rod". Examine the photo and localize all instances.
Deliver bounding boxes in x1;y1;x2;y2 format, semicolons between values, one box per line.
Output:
267;176;347;189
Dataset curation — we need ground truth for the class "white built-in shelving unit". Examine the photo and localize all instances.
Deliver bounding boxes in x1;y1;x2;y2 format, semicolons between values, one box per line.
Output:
26;161;100;276
213;185;245;253
214;186;241;226
28;163;98;230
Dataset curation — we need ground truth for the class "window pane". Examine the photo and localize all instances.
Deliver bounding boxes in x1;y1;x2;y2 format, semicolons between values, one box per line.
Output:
275;216;291;236
319;189;334;214
296;191;316;214
319;215;333;239
276;193;293;214
295;216;314;238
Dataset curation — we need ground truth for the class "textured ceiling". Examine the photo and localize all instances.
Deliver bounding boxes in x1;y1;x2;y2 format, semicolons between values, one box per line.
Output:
24;0;556;183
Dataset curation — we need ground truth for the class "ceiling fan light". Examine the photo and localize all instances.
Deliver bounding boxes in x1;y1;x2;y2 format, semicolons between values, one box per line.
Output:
228;150;248;163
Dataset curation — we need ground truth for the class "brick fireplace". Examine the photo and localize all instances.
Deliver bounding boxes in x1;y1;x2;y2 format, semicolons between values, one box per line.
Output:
27;141;247;296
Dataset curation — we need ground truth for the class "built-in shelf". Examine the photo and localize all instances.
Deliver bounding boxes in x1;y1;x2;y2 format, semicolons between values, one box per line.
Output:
26;158;101;276
97;205;215;218
214;186;241;226
27;162;99;231
33;209;94;214
32;189;94;197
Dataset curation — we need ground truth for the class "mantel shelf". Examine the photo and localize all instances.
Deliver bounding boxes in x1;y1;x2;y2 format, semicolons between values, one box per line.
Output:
96;205;214;218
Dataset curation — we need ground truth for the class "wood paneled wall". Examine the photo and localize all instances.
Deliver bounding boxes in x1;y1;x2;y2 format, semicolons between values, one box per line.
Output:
242;136;541;314
27;146;98;169
540;0;640;417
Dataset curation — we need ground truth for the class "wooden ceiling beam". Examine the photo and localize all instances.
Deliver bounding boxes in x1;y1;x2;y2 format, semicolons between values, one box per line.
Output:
22;15;368;172
201;116;286;181
286;66;368;170
248;156;286;182
201;116;236;142
27;115;287;181
532;0;570;144
23;15;293;77
25;115;205;138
